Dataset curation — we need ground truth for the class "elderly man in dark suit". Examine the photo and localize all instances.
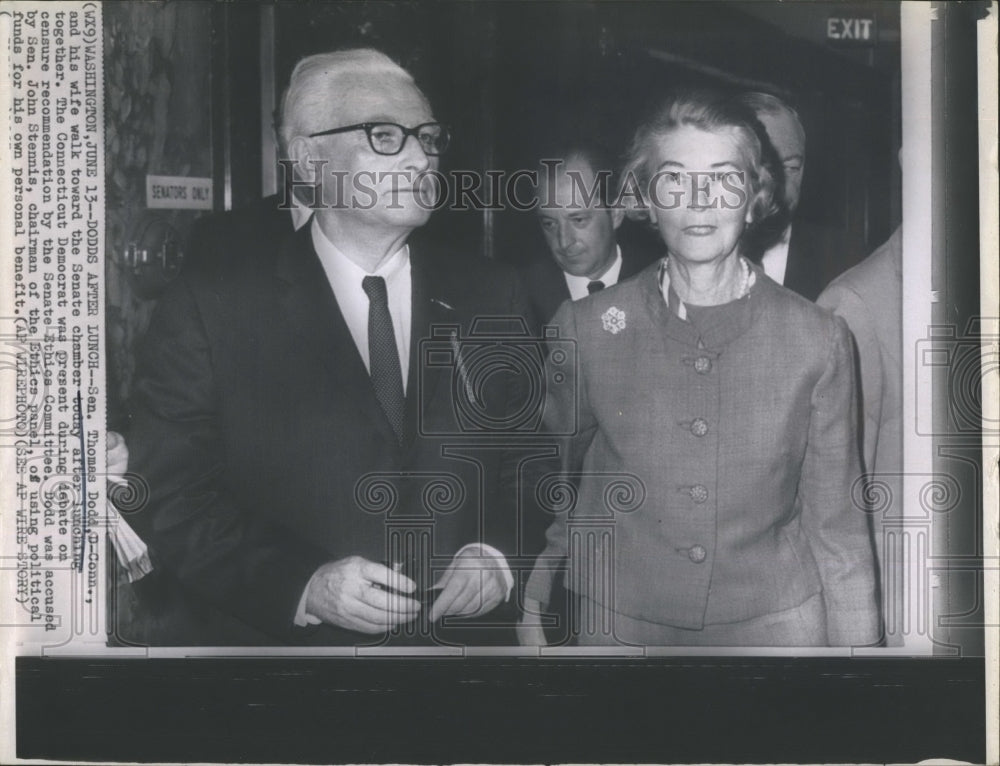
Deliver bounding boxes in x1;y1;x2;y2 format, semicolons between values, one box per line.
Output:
521;141;657;324
123;48;531;646
737;92;856;301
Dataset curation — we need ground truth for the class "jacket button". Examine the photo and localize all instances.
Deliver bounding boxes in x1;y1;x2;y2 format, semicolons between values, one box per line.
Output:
694;356;712;374
690;418;709;437
688;545;707;563
689;485;709;504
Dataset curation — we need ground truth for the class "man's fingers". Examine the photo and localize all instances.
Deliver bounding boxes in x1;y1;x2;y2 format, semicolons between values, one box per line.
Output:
343;594;417;629
467;575;503;617
450;577;485;617
428;573;465;622
316;556;505;628
430;562;456;592
356;581;421;614
306;591;382;633
431;571;489;620
343;613;389;634
360;560;416;594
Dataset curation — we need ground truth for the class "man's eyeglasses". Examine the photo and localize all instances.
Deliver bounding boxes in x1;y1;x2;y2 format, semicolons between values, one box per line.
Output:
307;122;450;156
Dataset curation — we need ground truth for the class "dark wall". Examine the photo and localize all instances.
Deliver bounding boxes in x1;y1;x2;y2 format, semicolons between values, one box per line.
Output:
264;1;900;266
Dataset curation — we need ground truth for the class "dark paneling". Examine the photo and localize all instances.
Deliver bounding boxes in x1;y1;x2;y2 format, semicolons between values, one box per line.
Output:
211;4;262;211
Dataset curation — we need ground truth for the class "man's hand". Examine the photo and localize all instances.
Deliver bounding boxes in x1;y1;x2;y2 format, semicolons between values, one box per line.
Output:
305;556;420;633
428;548;507;622
516;596;548;646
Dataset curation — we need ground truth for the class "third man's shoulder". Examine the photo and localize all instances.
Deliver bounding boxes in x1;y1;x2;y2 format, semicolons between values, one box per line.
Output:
187;196;293;264
817;227;902;311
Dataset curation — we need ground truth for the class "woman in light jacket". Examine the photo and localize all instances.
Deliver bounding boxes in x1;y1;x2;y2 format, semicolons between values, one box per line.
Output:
519;90;879;647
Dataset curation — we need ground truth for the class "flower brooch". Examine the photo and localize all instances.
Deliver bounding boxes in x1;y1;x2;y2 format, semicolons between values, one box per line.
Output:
601;306;626;335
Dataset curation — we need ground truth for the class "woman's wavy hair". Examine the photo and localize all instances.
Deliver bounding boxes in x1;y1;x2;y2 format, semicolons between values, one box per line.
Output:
618;88;785;241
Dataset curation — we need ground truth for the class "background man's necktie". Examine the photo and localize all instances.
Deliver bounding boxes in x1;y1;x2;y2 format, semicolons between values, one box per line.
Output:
362;276;405;442
587;280;605;294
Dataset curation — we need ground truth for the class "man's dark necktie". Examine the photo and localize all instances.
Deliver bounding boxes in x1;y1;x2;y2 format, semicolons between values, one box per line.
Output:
362;276;405;442
587;280;605;294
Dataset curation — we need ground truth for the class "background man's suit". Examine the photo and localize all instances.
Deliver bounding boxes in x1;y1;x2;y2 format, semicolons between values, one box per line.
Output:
780;220;858;302
124;220;533;645
520;243;657;324
818;226;903;645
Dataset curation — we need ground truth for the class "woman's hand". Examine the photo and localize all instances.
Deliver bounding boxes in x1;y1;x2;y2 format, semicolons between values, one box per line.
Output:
516;596;548;646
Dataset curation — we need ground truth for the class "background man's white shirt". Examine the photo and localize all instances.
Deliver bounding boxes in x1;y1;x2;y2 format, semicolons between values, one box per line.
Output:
563;245;623;299
761;224;792;286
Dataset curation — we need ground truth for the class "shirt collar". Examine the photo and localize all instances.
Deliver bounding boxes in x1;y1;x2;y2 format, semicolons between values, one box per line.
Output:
310;217;409;286
285;187;315;231
290;200;313;232
563;245;623;293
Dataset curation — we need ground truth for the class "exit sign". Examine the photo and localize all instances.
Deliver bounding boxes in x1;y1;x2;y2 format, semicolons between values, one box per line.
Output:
826;16;877;45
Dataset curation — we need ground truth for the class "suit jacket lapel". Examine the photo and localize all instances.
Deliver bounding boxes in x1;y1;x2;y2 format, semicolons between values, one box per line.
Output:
403;246;455;448
620;245;658;281
531;258;571;324
783;224;824;301
275;226;400;446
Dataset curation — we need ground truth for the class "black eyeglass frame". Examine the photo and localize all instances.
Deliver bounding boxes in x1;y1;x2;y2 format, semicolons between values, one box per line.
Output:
306;121;450;156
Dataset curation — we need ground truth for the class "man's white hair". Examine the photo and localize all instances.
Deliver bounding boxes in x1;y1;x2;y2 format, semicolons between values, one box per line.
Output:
736;91;806;149
277;48;416;153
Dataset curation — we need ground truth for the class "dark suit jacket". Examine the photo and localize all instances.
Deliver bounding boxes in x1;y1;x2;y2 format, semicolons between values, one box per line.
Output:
783;220;862;302
520;244;658;326
124;220;534;646
186;194;296;269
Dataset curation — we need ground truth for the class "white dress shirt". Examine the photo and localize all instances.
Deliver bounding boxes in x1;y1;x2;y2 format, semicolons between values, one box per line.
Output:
563;246;623;300
294;219;512;627
760;224;792;285
311;220;412;392
289;199;313;232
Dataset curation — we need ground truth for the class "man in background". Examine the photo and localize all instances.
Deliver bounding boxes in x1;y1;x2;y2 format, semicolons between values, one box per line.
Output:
521;141;657;324
739;91;856;301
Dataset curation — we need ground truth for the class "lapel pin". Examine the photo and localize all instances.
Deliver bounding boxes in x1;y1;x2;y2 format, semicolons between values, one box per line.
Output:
431;297;454;311
602;306;627;335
